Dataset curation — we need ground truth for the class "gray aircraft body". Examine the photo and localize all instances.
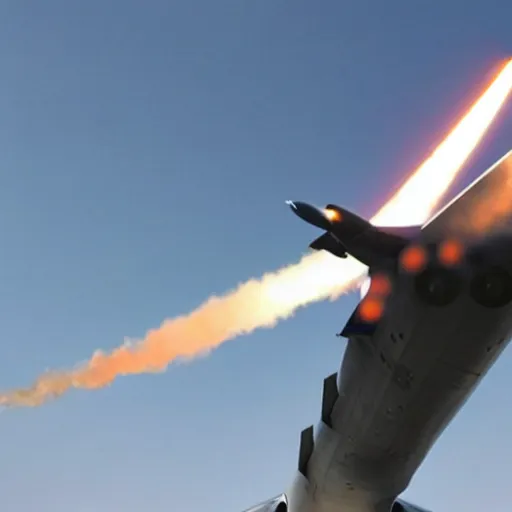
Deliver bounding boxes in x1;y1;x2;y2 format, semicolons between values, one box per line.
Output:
244;150;512;512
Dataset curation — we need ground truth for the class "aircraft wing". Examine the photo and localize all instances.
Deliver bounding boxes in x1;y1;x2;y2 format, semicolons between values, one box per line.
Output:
422;149;512;241
242;494;287;512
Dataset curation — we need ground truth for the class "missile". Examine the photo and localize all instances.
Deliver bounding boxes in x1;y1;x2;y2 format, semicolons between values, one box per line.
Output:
286;201;341;231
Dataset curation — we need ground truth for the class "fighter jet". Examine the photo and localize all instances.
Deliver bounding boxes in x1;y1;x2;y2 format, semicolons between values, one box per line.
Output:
243;150;512;512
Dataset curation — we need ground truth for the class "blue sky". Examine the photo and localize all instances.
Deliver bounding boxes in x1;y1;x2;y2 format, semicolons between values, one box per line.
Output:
0;1;511;511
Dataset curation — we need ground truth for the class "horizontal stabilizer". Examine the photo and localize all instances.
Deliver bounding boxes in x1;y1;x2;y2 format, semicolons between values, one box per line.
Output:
309;232;348;258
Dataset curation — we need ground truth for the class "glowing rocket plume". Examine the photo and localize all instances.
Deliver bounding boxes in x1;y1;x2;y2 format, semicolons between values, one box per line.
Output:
2;59;512;408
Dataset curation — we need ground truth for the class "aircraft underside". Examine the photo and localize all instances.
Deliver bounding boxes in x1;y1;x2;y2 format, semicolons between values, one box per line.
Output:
243;150;512;512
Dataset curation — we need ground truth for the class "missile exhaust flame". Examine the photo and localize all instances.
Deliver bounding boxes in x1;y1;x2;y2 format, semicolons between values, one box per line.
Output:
1;59;512;408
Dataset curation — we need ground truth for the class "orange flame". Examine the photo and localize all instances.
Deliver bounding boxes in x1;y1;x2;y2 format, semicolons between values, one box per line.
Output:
373;59;512;227
359;297;385;323
1;59;512;408
400;245;428;273
324;208;342;222
438;239;464;266
368;274;392;296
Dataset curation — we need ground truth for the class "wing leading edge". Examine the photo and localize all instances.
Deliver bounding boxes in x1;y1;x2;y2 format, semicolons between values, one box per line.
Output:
422;149;512;241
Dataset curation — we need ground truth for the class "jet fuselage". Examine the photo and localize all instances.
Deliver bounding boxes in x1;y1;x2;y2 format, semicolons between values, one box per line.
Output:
288;237;512;511
245;151;512;512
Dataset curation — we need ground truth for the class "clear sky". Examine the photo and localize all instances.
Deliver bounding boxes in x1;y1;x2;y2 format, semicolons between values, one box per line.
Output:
0;1;511;511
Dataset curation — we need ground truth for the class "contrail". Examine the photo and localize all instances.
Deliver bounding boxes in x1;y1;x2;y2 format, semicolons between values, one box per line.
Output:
2;59;512;408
